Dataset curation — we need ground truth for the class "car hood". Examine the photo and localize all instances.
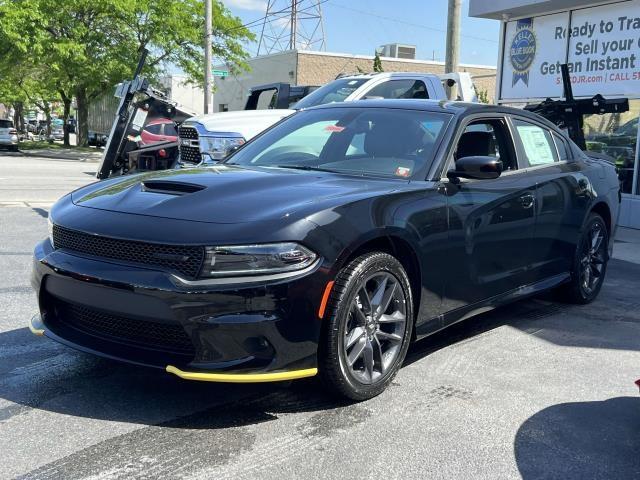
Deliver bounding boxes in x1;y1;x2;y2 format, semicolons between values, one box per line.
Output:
186;109;295;139
71;165;400;224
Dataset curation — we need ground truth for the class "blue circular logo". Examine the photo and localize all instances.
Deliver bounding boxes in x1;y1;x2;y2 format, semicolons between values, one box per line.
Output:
510;26;536;74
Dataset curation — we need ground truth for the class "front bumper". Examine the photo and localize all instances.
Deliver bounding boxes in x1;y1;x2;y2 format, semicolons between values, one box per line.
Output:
31;239;329;381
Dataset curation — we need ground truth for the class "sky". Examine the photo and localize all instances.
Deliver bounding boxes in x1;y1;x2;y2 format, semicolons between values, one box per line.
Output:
221;0;501;67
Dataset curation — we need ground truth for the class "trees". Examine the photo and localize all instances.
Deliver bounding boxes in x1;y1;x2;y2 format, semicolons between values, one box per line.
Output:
373;52;384;73
0;0;253;146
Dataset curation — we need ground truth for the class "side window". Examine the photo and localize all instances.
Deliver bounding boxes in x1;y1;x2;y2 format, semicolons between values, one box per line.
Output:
145;124;162;135
365;80;429;100
552;133;571;161
164;123;178;137
513;119;559;167
454;118;517;171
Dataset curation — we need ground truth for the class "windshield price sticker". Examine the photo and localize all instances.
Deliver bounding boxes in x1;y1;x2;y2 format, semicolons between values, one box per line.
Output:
324;125;345;133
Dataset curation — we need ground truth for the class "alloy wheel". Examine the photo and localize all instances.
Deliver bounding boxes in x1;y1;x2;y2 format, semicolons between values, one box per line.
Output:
580;221;606;295
342;272;407;385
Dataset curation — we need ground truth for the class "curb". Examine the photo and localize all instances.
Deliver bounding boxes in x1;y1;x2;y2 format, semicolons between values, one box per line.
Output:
3;149;102;163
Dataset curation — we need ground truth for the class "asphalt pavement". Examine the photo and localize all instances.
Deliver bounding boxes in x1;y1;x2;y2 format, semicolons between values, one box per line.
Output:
1;154;639;479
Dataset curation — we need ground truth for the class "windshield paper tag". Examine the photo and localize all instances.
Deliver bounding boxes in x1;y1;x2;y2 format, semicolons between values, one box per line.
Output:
324;125;345;133
131;108;148;131
395;166;411;178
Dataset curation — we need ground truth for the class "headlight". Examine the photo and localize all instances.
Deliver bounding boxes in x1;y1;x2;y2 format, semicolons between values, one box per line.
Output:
200;242;317;278
199;136;245;160
47;217;54;247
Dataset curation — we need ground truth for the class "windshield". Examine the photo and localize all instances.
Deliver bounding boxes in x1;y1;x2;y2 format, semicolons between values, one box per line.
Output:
225;107;451;179
293;78;368;109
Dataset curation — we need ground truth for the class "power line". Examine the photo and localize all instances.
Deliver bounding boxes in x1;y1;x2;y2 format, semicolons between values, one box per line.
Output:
325;1;498;44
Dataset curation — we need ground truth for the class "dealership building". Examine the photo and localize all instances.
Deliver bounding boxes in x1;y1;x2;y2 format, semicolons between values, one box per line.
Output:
470;0;640;229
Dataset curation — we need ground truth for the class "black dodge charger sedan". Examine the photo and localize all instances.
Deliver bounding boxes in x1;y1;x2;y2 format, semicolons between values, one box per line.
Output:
31;100;619;400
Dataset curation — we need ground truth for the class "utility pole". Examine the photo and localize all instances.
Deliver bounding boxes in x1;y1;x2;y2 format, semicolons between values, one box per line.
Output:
445;0;461;100
204;0;213;114
289;0;297;50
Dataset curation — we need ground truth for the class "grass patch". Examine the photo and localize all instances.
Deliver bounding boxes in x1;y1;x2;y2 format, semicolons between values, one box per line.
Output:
18;140;99;154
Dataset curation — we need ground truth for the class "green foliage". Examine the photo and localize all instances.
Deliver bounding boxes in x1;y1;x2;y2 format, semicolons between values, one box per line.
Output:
0;0;254;144
476;88;490;104
373;52;383;73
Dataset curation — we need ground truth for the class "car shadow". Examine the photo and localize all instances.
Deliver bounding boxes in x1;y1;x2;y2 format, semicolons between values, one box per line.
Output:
0;326;351;429
514;397;640;479
1;260;638;429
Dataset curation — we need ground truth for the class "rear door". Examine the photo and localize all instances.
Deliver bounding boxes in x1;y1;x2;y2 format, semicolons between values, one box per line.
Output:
440;114;538;313
510;116;588;281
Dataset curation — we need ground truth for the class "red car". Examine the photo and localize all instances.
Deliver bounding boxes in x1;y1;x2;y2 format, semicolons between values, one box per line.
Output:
140;118;178;145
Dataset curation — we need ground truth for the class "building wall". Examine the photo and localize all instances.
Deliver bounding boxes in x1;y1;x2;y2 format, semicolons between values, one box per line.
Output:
296;51;497;103
159;75;204;116
213;51;298;112
214;50;497;111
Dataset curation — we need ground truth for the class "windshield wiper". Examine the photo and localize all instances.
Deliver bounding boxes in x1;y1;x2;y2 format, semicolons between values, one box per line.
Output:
275;165;337;173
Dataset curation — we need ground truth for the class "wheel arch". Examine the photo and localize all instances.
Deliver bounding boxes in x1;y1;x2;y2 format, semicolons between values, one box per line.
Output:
590;201;612;237
333;230;423;325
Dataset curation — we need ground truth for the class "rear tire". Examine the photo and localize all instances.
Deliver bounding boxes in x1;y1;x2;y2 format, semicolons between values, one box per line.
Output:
319;252;413;401
555;213;609;304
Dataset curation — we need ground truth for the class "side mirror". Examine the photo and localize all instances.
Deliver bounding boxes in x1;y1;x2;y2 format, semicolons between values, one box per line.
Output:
447;156;503;181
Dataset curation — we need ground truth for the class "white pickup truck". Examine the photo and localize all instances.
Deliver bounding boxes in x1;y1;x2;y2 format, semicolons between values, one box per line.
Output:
178;72;478;163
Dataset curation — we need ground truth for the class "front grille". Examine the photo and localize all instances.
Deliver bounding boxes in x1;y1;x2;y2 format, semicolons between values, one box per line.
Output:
178;125;202;164
178;125;198;139
53;299;195;355
53;225;205;280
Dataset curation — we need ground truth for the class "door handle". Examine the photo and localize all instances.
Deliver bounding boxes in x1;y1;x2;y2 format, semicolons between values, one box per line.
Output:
518;194;535;209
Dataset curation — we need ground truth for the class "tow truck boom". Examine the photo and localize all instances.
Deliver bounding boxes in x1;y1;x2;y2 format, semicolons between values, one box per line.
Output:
525;64;629;150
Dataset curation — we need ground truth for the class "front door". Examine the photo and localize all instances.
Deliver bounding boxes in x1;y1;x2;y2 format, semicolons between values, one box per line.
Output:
441;116;537;313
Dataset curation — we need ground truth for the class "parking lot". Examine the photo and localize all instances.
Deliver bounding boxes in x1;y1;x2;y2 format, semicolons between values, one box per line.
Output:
1;154;639;480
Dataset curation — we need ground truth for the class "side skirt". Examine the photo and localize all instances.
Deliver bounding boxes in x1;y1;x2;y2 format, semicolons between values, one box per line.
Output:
414;272;570;340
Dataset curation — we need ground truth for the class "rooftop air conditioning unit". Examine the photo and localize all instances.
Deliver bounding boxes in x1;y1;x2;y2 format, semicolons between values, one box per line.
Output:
376;43;416;60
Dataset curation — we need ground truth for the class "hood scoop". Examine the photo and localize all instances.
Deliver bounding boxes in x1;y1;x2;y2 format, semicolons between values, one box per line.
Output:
141;180;206;196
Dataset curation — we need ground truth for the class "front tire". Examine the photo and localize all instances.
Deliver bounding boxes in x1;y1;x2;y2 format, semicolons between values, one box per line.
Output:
555;213;609;304
319;252;413;401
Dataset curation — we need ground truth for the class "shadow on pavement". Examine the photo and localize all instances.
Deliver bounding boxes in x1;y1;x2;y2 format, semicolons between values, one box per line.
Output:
515;397;640;479
1;260;638;430
0;326;349;429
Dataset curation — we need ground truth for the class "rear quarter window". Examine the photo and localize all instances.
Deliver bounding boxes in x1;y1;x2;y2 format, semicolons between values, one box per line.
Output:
552;133;571;161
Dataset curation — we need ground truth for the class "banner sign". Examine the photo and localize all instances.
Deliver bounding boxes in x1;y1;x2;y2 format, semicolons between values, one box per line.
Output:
500;0;640;100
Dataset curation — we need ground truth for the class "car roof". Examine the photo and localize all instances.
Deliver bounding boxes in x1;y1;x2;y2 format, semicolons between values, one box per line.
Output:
303;99;558;128
336;72;438;81
147;118;173;125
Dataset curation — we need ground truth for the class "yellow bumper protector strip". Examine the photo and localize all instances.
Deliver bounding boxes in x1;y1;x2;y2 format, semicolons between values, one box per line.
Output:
165;365;318;383
29;315;45;336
